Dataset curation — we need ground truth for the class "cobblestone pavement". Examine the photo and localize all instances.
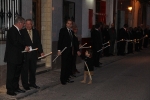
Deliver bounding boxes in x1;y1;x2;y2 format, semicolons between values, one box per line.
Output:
0;48;149;100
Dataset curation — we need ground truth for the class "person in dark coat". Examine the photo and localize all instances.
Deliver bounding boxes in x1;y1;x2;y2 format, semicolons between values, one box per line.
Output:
57;19;80;85
143;25;149;48
102;25;110;56
139;24;144;50
91;23;102;67
134;26;141;52
80;49;93;84
21;19;44;90
4;16;29;96
109;23;116;56
127;27;134;53
117;24;128;56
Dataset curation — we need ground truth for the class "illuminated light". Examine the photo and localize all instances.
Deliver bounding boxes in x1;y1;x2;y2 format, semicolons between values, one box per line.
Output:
128;6;132;12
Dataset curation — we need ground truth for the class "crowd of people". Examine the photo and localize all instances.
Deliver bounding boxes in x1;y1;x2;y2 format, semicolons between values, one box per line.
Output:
57;20;150;85
4;16;150;96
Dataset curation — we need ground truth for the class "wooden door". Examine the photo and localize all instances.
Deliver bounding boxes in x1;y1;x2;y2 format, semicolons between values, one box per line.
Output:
32;0;41;34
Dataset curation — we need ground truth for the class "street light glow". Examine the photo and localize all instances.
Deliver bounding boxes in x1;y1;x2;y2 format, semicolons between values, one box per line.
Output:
128;7;132;12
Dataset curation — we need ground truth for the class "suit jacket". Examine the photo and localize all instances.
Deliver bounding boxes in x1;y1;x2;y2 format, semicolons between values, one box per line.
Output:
118;28;128;40
109;27;116;41
57;27;79;52
4;25;25;64
21;28;43;60
91;29;102;50
102;28;110;43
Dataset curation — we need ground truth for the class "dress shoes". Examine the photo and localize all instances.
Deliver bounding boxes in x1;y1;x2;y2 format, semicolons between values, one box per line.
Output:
71;74;76;77
99;62;103;65
29;84;40;89
95;65;102;67
67;79;74;83
61;82;67;85
7;91;17;96
76;69;80;73
15;88;25;93
24;87;30;90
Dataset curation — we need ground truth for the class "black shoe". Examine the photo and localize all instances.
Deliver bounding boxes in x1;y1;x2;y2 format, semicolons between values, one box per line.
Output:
76;69;80;73
71;74;76;77
61;82;67;85
99;62;102;65
95;65;102;67
67;80;74;83
7;91;17;96
29;84;40;89
15;88;25;93
24;87;30;90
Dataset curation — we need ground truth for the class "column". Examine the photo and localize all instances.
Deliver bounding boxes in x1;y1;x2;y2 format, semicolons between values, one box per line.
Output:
41;0;52;68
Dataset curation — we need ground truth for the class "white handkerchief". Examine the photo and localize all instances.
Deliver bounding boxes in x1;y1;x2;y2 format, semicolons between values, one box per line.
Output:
29;46;32;51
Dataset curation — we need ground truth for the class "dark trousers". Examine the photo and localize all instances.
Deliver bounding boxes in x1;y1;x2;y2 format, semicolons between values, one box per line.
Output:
143;38;148;48
139;40;143;49
109;40;115;54
135;43;140;51
60;47;73;83
93;48;100;67
128;42;133;53
6;62;22;92
72;54;77;73
103;44;110;56
118;41;126;55
21;53;37;88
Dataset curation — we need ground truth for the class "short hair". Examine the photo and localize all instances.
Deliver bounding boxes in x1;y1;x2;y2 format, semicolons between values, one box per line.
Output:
26;19;33;22
65;19;73;24
14;16;25;24
95;22;103;29
86;49;93;57
124;24;128;28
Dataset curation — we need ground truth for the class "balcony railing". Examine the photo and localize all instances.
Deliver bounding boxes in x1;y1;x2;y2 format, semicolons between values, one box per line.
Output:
0;0;21;41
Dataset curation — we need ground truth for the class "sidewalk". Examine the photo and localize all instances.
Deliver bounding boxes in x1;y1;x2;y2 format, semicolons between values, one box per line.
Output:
0;52;135;100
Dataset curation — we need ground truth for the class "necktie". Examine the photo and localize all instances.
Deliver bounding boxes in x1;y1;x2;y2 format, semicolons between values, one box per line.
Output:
28;30;32;42
69;30;72;38
69;29;73;47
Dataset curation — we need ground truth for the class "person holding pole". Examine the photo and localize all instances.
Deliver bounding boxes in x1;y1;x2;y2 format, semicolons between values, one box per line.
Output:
21;19;44;90
57;19;80;85
91;23;102;67
80;49;94;84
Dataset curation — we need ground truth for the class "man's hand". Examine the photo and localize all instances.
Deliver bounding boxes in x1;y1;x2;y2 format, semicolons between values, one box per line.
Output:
79;44;82;48
41;53;45;57
25;46;30;52
57;50;61;56
77;51;81;56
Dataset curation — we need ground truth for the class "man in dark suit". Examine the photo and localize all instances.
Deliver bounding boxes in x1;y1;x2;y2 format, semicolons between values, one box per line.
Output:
91;23;102;67
117;24;128;56
127;27;134;54
57;19;80;85
4;16;29;96
143;25;149;48
21;19;44;90
109;23;116;56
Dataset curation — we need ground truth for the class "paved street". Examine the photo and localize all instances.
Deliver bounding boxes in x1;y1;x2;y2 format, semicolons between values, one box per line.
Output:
0;48;150;100
19;48;150;100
